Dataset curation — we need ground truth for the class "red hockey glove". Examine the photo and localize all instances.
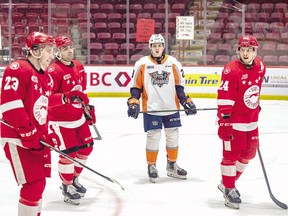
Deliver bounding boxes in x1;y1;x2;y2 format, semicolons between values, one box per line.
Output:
127;97;140;119
16;124;44;150
180;96;197;115
218;122;233;141
63;90;89;105
84;104;96;125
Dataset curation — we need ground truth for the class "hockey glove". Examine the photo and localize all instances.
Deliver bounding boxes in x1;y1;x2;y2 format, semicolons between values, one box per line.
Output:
218;122;233;141
63;90;89;105
127;98;140;119
180;96;197;115
16;124;44;150
84;104;96;125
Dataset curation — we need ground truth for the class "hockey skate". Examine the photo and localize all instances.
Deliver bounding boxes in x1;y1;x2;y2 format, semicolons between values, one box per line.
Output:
166;160;187;180
218;181;241;198
148;164;159;183
223;188;242;209
61;183;81;205
72;176;87;197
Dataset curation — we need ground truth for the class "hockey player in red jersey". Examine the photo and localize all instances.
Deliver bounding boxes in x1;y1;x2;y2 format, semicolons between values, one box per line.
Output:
46;35;96;205
0;32;58;216
127;34;197;183
217;35;266;209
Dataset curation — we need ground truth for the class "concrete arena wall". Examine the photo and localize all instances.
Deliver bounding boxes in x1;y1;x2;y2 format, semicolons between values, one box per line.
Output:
0;66;288;100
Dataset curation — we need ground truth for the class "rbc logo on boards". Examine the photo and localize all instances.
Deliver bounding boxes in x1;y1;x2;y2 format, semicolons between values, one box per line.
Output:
90;71;131;87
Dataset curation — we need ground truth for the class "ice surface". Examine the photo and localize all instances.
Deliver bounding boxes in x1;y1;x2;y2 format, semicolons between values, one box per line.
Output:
1;98;288;216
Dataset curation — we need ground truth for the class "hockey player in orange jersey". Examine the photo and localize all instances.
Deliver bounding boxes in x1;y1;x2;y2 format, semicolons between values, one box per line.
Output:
127;34;197;183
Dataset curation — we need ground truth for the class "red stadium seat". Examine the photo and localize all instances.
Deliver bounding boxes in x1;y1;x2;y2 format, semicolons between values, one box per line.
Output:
123;13;137;23
108;13;122;23
122;22;135;33
81;32;96;48
270;12;284;23
108;22;121;34
93;13;107;23
101;54;114;64
214;55;230;65
256;12;269;22
97;32;111;44
143;3;157;14
206;44;218;56
207;33;222;44
134;43;149;55
130;54;144;64
197;55;214;65
129;4;142;14
138;13;151;19
261;3;274;14
157;3;171;13
276;43;288;56
71;3;86;18
93;22;107;33
104;42;119;56
25;13;39;24
90;4;99;14
217;44;232;56
258;43;276;57
28;3;43;14
87;55;100;64
90;43;103;55
119;43;135;55
100;3;114;14
278;55;288;66
115;54;128;65
112;33;126;44
115;4;126;14
171;3;185;14
274;3;287;13
152;13;165;24
263;55;278;66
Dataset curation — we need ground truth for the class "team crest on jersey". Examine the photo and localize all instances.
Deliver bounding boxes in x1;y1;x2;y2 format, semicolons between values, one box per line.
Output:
243;85;259;109
9;62;20;70
241;74;248;80
223;67;231;74
31;75;38;83
47;66;55;73
34;95;49;125
64;74;71;80
149;71;170;88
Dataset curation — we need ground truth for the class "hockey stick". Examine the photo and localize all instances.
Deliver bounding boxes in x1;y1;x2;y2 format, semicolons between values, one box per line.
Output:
257;147;287;209
0;118;124;190
75;97;102;140
140;107;217;114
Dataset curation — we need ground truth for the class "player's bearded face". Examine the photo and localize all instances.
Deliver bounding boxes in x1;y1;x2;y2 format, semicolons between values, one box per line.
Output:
60;44;74;62
239;47;256;65
151;43;164;58
39;45;56;70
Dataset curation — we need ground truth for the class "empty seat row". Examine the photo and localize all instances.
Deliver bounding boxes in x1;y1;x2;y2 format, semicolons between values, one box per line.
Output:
197;54;288;66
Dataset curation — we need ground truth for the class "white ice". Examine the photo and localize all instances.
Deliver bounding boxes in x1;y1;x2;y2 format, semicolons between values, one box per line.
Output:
1;98;288;216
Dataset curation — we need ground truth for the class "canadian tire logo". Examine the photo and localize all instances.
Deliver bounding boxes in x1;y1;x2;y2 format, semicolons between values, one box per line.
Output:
115;72;131;87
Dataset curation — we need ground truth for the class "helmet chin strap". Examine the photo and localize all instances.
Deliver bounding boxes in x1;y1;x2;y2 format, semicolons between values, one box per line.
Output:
29;49;47;70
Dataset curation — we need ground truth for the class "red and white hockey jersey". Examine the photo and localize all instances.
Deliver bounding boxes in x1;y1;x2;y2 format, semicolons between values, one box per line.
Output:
217;57;266;131
46;60;87;127
1;60;52;145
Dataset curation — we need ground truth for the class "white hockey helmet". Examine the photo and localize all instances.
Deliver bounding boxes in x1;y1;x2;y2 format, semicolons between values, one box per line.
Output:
149;34;165;49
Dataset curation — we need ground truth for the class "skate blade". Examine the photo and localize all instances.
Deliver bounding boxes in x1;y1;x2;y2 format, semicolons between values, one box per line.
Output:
225;200;240;209
218;184;225;193
167;172;187;180
149;177;157;183
64;197;80;205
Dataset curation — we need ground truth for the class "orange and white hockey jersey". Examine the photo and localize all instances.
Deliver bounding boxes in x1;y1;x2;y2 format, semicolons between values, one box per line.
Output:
131;55;185;116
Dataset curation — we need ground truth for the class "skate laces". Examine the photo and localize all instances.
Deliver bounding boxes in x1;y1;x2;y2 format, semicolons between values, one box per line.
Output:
228;188;240;199
66;185;78;195
73;177;83;188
